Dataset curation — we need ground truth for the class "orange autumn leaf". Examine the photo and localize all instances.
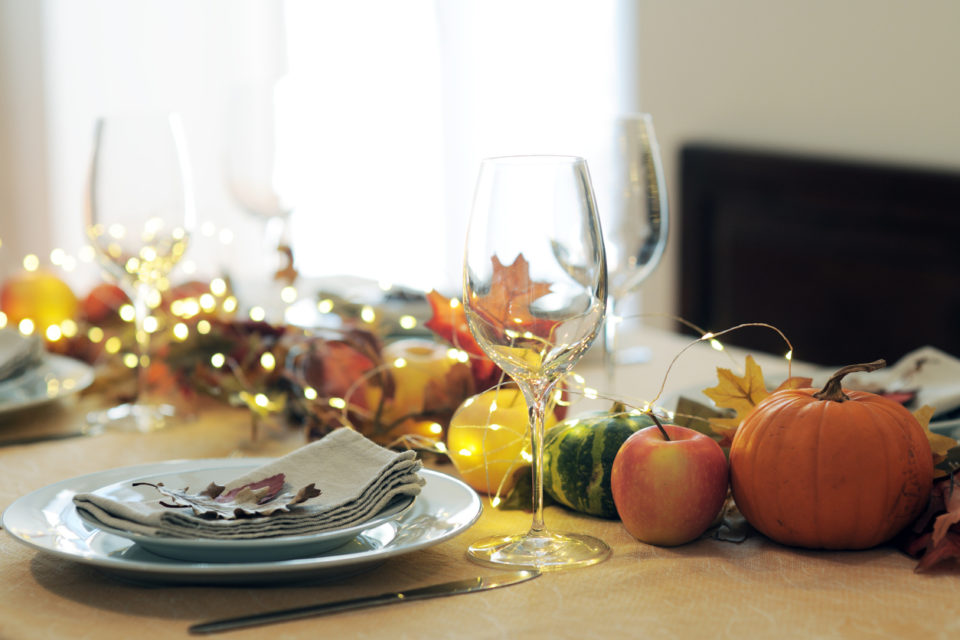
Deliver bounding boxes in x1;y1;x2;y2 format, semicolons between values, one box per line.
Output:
474;255;552;326
773;376;814;392
423;290;486;359
913;405;959;477
423;290;498;389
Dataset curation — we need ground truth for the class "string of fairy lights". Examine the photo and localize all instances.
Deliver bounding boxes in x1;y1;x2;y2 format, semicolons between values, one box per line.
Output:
1;229;798;510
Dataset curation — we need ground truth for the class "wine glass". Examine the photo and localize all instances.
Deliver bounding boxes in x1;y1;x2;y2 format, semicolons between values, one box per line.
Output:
85;113;194;432
223;80;296;318
599;113;669;379
463;155;610;570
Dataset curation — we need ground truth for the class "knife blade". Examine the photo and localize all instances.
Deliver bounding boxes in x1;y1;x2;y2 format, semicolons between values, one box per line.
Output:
189;570;540;635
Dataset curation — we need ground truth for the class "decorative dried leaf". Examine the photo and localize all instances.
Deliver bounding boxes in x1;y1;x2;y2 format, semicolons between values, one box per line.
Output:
935;445;960;476
915;531;960;573
464;254;560;343
135;474;321;519
710;493;753;543
931;477;960;548
773;376;813;392
424;290;498;389
474;255;553;327
703;356;770;443
901;475;960;572
913;405;959;476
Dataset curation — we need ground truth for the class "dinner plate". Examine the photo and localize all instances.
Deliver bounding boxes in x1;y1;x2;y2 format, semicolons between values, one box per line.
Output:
2;461;482;585
0;354;95;417
75;463;418;563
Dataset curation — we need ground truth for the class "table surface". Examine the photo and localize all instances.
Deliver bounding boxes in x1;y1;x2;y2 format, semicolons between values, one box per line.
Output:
1;327;957;640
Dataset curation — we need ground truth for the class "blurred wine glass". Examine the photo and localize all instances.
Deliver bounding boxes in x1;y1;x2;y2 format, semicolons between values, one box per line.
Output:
463;155;610;570
600;113;669;377
85;113;194;432
223;81;297;316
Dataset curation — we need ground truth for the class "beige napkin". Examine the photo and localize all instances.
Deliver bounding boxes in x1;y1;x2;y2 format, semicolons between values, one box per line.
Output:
0;330;42;383
843;345;960;417
73;428;423;539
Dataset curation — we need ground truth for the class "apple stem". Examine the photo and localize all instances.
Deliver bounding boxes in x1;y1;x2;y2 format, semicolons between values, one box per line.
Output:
647;411;671;441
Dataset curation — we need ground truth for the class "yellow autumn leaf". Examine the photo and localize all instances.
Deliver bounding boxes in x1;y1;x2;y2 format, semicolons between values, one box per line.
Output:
913;405;959;477
702;355;770;442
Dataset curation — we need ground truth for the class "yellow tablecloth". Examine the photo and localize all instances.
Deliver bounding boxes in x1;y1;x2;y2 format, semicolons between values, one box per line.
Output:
1;328;958;639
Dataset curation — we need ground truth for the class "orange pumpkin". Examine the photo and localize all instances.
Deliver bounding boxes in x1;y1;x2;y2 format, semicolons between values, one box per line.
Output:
729;360;933;550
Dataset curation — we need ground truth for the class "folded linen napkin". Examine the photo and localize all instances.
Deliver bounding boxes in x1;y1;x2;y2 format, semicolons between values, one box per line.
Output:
842;346;960;418
73;428;424;540
0;330;43;383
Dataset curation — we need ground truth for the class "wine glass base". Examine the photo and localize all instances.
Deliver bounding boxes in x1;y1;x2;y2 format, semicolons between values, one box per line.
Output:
467;531;611;571
85;402;176;434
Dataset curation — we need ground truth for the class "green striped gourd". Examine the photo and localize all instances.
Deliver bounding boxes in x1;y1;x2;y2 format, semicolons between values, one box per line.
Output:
543;402;656;518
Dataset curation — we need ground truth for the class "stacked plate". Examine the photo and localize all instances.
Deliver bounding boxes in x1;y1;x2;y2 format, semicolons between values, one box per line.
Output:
0;329;94;415
2;459;482;585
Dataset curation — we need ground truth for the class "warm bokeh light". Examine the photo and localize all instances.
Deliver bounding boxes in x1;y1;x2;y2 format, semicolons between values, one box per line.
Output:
260;352;276;371
22;254;40;271
173;322;189;340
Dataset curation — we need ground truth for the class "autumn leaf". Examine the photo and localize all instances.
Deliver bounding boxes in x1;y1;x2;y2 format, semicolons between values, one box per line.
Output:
773;376;814;392
471;254;552;327
423;290;498;388
466;254;559;340
912;405;959;477
703;356;771;442
901;475;960;572
135;474;322;519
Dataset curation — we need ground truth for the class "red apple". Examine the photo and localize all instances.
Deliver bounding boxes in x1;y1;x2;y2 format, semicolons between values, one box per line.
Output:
81;283;130;323
611;423;728;546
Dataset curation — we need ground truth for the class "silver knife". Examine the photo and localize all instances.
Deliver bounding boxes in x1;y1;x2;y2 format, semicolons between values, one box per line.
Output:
189;570;540;635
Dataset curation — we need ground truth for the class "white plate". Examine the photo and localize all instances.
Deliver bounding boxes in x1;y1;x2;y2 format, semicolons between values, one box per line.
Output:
75;464;418;563
2;460;482;585
0;354;95;416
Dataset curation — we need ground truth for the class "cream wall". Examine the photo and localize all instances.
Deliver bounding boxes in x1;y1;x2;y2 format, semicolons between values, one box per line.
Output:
635;0;960;324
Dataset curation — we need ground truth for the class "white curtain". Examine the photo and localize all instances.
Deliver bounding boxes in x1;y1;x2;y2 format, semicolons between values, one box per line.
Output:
1;0;636;296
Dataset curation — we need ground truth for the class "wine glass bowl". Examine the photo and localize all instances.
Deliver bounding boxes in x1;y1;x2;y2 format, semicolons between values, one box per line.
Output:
600;113;669;373
463;155;610;570
223;81;297;317
85;113;194;432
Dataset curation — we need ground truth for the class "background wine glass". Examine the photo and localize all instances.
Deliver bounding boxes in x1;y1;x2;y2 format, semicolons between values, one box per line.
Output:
223;81;296;319
599;113;669;379
85;113;194;432
463;155;610;570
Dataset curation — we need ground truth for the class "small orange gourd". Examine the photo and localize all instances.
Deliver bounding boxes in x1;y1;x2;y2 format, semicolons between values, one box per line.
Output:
729;360;933;550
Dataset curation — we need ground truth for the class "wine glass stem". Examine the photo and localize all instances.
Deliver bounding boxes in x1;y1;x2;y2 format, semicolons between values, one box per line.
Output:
519;379;556;537
603;297;619;384
131;282;153;403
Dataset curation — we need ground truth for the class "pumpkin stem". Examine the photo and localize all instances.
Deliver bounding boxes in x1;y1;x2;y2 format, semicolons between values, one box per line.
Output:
646;411;671;441
812;359;886;402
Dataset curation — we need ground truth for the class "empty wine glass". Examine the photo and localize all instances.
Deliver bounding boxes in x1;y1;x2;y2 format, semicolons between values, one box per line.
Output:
223;80;296;318
463;155;610;570
85;113;194;432
600;113;669;378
